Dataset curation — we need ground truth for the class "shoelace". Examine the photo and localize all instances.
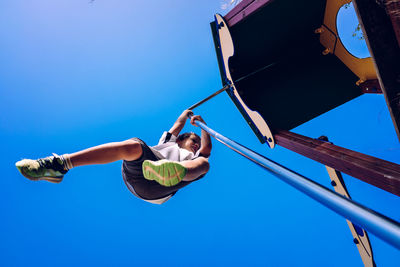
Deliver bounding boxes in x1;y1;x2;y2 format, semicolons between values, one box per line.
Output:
38;156;66;173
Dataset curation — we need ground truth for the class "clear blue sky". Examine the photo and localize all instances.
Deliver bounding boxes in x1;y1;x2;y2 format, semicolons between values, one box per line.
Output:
1;1;399;266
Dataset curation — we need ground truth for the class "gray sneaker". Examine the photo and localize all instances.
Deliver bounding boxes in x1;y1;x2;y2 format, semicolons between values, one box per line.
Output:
15;153;68;183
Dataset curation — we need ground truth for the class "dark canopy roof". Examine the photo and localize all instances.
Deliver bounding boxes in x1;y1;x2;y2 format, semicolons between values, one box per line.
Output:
211;0;362;137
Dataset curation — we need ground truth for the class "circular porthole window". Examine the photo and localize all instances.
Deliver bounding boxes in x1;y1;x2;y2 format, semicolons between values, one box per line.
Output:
336;2;371;59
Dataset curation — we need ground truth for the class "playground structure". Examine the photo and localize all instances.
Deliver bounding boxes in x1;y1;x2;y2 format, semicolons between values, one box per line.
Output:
191;0;400;265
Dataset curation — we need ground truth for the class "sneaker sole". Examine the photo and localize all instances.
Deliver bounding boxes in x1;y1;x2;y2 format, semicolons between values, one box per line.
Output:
142;160;187;187
16;165;63;184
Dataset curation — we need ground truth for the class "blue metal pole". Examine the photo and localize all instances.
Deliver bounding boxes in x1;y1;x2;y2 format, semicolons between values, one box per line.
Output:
194;119;400;249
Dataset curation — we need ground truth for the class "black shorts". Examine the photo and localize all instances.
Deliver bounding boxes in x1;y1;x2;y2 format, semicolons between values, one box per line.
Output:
121;138;198;200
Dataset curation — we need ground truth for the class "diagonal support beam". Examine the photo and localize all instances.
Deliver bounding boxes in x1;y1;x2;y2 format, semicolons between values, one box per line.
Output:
274;130;400;197
189;84;231;110
325;166;376;267
320;136;375;267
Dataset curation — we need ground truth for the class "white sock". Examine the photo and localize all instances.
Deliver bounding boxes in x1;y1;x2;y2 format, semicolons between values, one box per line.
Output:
62;154;74;170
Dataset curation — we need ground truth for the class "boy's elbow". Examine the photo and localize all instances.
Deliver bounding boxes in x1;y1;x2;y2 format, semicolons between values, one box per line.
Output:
199;147;212;158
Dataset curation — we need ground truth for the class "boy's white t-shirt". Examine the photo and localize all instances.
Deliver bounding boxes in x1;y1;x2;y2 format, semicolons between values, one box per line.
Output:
151;131;200;161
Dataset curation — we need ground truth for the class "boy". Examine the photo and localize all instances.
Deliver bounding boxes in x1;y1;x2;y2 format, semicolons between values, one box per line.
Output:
15;110;211;204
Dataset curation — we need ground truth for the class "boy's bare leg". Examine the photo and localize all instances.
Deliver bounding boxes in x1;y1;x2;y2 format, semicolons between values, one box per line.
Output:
181;157;210;181
67;139;142;168
15;139;143;183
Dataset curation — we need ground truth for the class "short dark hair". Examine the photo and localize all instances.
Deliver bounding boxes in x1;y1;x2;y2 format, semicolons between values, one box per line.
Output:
177;132;200;143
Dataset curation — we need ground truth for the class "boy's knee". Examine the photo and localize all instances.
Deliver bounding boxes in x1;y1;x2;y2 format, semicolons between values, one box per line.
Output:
120;139;143;160
198;157;210;172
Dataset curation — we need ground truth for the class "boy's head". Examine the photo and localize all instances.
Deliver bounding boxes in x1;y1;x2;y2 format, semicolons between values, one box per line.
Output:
177;132;201;154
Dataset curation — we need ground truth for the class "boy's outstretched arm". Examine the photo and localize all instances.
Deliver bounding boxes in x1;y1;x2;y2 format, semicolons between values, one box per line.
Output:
190;115;212;157
169;110;193;137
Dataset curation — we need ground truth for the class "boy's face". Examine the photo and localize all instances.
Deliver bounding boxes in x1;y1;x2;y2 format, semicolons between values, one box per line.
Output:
178;134;201;154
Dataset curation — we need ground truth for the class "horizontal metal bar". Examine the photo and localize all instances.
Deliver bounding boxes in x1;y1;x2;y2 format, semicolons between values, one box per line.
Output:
192;118;400;249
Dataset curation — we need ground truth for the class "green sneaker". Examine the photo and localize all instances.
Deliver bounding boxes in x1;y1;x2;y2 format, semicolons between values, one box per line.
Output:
142;159;187;187
15;153;68;183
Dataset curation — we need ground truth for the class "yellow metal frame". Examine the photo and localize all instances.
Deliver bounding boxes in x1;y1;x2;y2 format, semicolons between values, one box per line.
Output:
316;0;377;85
